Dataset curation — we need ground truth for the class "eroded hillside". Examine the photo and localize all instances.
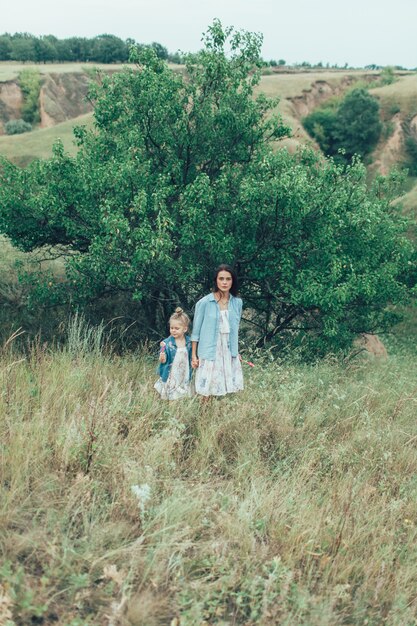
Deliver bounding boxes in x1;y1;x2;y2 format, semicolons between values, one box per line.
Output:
0;70;98;133
1;65;417;200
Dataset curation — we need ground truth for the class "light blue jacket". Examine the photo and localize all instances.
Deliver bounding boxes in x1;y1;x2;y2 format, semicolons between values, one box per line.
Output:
191;293;243;361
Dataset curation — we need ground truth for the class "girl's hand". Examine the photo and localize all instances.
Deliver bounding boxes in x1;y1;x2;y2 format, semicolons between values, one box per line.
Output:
159;340;167;363
191;356;199;369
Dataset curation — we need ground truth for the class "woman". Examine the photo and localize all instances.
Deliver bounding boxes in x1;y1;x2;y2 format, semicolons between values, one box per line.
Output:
191;264;244;397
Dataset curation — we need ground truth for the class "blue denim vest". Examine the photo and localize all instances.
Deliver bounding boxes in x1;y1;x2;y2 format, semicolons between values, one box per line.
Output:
157;334;192;383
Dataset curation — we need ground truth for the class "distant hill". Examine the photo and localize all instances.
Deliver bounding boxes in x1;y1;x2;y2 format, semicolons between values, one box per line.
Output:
0;62;416;214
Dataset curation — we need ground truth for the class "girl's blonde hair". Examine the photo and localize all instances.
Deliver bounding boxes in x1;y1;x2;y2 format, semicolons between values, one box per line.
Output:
169;307;190;328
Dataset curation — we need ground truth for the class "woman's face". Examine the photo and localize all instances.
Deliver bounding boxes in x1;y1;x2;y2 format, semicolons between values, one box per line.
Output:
216;270;233;294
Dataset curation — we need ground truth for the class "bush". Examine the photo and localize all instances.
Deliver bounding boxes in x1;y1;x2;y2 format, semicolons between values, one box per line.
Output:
402;118;417;176
18;68;41;125
302;108;338;154
389;104;401;116
333;88;382;160
380;66;396;86
303;88;382;162
4;119;32;135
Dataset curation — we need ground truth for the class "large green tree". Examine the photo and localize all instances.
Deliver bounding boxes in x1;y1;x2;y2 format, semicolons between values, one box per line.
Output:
0;22;413;352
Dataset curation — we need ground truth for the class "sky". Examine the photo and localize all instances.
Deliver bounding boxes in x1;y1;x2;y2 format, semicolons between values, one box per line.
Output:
2;0;417;68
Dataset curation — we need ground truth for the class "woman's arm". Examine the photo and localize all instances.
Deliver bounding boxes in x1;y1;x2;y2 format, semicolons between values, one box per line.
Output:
190;298;205;343
191;341;199;369
191;298;207;369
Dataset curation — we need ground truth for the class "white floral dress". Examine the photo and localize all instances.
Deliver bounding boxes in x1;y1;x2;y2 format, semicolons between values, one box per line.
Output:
154;347;191;400
195;310;244;397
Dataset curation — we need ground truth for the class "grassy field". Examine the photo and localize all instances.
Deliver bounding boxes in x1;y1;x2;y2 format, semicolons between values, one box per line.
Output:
0;62;129;82
0;113;94;166
0;318;416;625
259;70;355;99
371;74;417;119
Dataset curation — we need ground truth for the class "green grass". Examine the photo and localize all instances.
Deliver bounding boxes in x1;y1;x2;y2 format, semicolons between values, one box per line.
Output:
0;112;94;165
371;73;417;119
399;180;417;215
258;70;371;100
1;317;416;625
0;61;184;82
0;61;128;82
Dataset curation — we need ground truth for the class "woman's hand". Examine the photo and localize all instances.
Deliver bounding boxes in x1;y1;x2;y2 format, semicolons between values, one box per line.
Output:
191;356;199;369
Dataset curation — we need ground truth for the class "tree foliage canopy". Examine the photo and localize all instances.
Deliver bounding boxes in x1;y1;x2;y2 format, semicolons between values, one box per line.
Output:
0;21;413;354
303;88;382;163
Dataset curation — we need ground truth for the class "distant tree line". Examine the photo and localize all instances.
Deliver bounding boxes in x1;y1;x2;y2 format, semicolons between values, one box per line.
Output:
1;33;412;70
0;32;184;65
264;60;412;71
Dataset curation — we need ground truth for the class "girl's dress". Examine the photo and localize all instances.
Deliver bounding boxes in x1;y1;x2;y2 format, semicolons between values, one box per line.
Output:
195;309;243;397
154;346;191;400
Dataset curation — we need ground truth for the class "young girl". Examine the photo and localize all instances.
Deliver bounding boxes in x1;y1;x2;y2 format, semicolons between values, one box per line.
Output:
154;307;192;400
191;264;244;397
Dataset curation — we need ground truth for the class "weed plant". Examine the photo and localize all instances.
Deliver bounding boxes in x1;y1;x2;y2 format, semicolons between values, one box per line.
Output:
0;318;416;624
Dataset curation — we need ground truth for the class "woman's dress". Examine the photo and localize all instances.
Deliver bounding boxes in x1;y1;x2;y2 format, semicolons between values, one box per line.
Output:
195;310;243;397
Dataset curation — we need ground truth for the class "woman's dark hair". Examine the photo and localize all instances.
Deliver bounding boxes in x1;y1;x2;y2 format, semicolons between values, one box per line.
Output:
212;264;239;296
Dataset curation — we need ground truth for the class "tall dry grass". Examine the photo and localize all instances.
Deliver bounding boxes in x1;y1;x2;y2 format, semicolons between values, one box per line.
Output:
1;318;416;625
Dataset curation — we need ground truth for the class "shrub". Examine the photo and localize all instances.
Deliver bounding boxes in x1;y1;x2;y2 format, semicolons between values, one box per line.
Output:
302;108;338;154
303;88;382;162
18;68;41;125
389;104;401;116
4;119;32;135
333;88;382;160
380;66;396;86
402;118;417;176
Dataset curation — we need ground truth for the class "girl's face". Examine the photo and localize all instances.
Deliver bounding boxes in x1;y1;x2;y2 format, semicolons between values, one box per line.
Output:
170;321;187;339
216;270;233;294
